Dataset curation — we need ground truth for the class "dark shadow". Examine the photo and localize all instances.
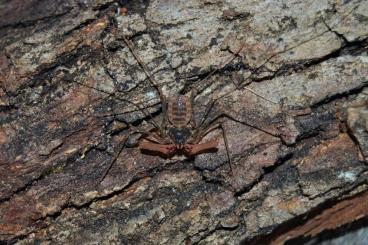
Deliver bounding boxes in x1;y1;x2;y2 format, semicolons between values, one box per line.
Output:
243;192;368;245
285;217;368;245
140;149;173;159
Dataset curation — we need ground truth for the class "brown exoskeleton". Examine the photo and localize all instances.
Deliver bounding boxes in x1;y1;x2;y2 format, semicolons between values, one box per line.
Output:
139;93;221;158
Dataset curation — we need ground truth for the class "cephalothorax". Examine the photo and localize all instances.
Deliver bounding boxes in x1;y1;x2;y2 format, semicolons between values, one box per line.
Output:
139;93;220;158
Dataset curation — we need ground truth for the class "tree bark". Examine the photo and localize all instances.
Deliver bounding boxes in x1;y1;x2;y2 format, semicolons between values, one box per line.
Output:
0;0;367;244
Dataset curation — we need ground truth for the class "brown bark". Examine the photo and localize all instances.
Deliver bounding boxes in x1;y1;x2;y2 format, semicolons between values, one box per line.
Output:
0;0;367;244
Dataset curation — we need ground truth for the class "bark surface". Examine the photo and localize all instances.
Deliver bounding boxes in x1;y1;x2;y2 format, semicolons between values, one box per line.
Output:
0;0;367;244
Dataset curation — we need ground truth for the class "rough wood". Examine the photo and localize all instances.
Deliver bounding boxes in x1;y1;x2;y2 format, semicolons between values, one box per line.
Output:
266;190;368;244
0;0;367;244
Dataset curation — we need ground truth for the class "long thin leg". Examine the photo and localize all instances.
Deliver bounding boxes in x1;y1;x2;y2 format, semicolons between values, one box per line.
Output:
74;80;163;132
97;137;127;186
195;97;232;136
187;10;353;112
93;98;161;120
232;80;278;105
199;110;280;140
191;118;235;181
188;43;245;99
198;79;279;131
233;5;358;90
193;94;282;152
197;99;218;129
220;122;233;174
192;119;222;144
96;119;169;186
120;35;168;124
99;18;167;133
190;88;198;128
193;83;278;135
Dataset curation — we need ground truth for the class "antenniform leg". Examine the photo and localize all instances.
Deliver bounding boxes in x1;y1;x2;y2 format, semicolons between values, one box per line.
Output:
97;124;168;185
121;35;169;135
186;118;233;173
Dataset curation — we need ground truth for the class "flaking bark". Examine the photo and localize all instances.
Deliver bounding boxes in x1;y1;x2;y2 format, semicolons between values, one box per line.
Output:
0;0;367;244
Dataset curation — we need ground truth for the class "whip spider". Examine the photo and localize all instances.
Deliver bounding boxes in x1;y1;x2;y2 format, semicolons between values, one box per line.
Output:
97;34;252;183
91;3;359;183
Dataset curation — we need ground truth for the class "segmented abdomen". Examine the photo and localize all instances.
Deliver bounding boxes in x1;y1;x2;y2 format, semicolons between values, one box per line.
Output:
167;95;192;128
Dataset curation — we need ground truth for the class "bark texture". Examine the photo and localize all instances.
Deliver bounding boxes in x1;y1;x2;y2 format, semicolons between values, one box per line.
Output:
0;0;368;244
